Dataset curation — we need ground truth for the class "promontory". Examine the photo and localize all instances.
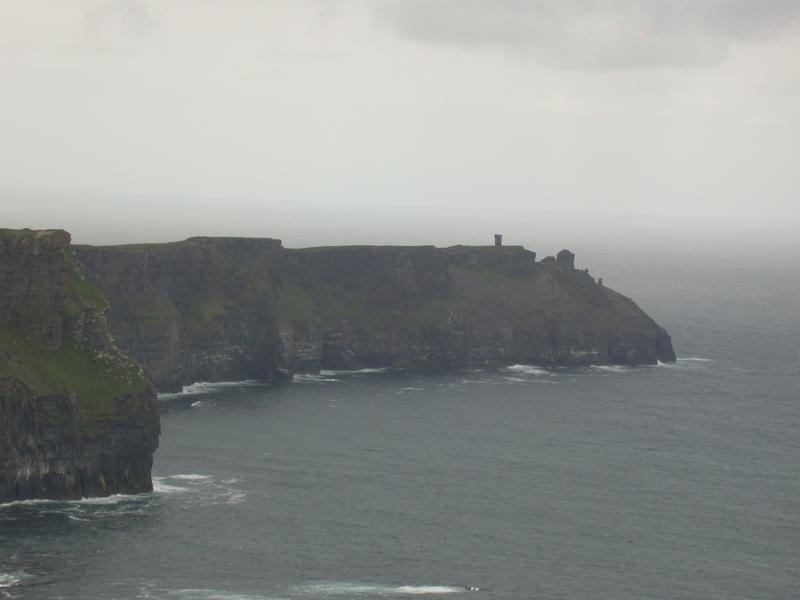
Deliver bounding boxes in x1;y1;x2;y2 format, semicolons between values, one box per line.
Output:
74;236;675;392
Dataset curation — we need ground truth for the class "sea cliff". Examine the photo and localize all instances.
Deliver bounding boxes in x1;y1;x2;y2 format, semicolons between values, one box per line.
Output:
0;229;160;502
75;237;675;392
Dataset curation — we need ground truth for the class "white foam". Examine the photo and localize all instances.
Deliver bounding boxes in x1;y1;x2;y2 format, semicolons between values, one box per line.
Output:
170;474;212;481
677;357;714;362
294;373;339;383
0;497;54;508
152;479;191;494
225;491;248;505
0;572;28;589
296;581;464;597
168;589;283;600
67;493;148;505
0;492;147;508
158;380;261;399
394;586;464;595
320;367;389;375
152;475;247;506
504;364;550;376
588;365;630;373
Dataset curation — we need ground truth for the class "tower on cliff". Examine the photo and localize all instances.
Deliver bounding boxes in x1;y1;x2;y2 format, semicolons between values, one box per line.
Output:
494;234;503;247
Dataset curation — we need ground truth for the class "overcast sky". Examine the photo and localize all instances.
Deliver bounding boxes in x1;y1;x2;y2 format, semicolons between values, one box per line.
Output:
1;1;798;254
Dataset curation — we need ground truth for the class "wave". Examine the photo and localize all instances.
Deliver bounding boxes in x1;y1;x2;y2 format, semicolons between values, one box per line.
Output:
588;365;631;373
320;367;389;375
503;364;550;376
0;572;28;589
152;479;191;495
161;588;284;600
152;474;246;505
158;380;262;399
676;357;714;362
295;581;465;597
0;492;148;509
294;373;339;383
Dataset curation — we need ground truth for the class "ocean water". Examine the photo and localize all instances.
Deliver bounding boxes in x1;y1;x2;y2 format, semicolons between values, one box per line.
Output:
2;256;799;600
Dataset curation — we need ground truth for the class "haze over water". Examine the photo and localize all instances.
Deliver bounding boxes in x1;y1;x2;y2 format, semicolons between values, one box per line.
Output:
1;251;798;599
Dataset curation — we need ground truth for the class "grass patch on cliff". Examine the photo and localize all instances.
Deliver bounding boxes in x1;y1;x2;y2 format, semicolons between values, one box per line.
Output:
475;268;513;285
0;328;151;428
409;300;451;328
126;288;179;336
273;281;316;323
62;252;108;319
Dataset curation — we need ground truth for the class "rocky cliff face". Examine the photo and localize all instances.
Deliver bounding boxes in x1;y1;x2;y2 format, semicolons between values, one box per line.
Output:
0;229;160;502
75;238;675;392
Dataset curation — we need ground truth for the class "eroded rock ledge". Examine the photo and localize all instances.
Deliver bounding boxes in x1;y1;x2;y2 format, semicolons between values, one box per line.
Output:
74;237;676;393
1;229;160;502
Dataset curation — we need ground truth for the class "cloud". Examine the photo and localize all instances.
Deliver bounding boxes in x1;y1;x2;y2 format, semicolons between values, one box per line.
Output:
375;0;800;69
80;0;156;51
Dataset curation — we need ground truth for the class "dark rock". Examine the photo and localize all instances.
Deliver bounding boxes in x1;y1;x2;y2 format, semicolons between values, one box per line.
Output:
556;249;575;269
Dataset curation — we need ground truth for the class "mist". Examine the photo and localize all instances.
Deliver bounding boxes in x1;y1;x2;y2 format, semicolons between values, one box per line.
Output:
2;1;798;260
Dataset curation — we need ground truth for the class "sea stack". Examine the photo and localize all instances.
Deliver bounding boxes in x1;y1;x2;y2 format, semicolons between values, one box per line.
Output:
0;229;160;502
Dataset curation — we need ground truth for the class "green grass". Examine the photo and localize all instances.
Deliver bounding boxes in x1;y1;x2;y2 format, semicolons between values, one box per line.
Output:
62;251;108;318
272;281;317;323
0;328;150;434
0;246;152;440
475;269;513;285
409;300;451;328
127;288;179;336
184;297;228;334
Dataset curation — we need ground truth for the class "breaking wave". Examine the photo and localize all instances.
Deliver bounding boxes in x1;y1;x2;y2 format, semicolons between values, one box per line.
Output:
503;364;550;376
0;492;148;509
149;589;285;600
294;368;389;383
588;365;631;373
158;380;262;400
0;571;29;589
152;474;246;505
170;474;212;481
294;373;339;383
294;581;465;597
320;368;389;375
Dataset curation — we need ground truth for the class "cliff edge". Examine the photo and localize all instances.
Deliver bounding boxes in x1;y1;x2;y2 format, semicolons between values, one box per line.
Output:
0;229;160;502
75;237;675;392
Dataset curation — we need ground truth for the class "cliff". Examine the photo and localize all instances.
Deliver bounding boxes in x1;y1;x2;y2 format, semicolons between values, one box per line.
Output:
0;229;160;502
74;237;675;392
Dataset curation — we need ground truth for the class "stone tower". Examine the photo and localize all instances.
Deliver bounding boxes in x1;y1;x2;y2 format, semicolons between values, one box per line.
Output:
494;234;502;247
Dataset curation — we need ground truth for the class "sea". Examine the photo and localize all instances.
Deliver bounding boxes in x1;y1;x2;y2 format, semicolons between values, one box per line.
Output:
1;252;799;600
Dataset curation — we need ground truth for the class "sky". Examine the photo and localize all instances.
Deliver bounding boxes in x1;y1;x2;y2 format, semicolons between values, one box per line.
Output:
1;1;798;257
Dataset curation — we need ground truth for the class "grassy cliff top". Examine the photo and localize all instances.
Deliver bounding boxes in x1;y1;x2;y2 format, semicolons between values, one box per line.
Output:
0;228;152;415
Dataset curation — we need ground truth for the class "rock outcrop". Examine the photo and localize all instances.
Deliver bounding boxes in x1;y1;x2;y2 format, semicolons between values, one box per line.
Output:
1;229;160;502
75;237;676;392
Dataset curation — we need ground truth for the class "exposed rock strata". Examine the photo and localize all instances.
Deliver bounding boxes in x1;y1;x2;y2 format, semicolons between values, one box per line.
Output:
0;229;159;502
75;238;676;392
